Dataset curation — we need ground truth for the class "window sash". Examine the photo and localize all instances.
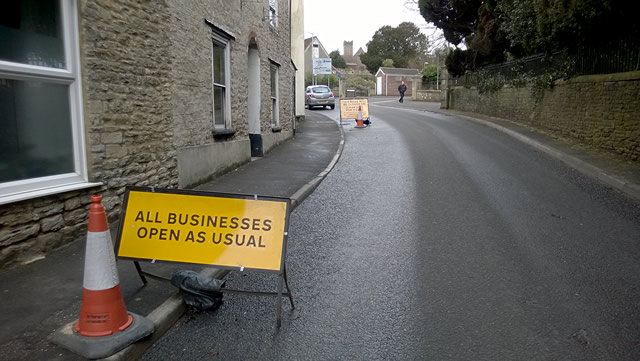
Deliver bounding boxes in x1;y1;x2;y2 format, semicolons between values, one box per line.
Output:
270;64;279;127
0;0;92;204
0;1;66;69
1;79;75;183
213;84;226;127
211;37;231;129
269;0;277;27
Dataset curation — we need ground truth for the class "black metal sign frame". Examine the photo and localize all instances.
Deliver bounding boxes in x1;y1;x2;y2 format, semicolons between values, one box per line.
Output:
116;186;294;327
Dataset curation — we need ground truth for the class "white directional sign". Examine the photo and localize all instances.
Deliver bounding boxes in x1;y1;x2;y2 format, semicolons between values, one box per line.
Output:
313;58;332;75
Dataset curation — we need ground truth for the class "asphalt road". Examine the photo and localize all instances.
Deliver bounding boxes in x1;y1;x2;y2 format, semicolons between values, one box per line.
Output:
142;101;640;360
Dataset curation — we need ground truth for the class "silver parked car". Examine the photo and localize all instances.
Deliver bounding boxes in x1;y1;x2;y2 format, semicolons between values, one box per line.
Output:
305;85;335;110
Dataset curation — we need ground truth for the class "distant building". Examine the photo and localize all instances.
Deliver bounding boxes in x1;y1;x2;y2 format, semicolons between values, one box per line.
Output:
343;41;366;72
375;67;421;96
304;36;330;77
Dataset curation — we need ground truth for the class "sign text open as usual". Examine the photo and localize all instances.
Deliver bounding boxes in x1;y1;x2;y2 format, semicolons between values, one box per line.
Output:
116;189;290;272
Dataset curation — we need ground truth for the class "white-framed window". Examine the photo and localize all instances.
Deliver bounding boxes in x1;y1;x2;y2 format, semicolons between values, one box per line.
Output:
0;0;94;205
268;0;277;27
211;33;231;130
270;62;279;127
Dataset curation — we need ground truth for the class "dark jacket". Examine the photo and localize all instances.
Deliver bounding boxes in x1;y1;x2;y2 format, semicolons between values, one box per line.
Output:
398;83;407;94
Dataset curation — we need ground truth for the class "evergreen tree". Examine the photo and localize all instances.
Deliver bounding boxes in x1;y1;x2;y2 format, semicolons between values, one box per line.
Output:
329;50;347;69
360;22;429;74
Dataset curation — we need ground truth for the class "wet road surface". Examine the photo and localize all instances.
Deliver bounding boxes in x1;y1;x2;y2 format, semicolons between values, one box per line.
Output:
143;101;640;360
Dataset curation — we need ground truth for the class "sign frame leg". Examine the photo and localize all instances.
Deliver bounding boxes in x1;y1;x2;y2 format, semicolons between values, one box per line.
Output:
276;265;295;328
134;260;148;285
284;265;295;309
276;271;284;328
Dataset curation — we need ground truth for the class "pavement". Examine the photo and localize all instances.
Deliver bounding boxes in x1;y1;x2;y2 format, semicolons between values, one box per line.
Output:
0;97;638;361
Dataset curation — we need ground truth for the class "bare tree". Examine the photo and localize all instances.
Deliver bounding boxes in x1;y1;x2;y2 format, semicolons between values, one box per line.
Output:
404;0;449;53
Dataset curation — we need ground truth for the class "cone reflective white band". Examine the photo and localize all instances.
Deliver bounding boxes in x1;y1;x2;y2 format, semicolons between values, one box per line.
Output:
83;230;119;290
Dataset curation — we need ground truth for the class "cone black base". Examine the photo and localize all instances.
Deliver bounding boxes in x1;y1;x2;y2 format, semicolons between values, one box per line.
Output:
49;312;154;359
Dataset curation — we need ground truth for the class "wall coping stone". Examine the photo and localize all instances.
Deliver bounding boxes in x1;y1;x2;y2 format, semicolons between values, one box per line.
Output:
564;70;640;84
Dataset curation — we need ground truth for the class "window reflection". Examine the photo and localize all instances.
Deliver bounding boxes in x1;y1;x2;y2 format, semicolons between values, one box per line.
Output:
0;79;74;182
0;0;66;69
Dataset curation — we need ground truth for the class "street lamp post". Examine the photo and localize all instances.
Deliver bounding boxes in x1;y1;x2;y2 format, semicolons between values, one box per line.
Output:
306;32;318;86
436;53;439;90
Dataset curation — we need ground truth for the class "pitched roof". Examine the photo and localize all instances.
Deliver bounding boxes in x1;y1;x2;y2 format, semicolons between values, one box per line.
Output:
304;37;314;49
304;36;330;58
377;67;421;76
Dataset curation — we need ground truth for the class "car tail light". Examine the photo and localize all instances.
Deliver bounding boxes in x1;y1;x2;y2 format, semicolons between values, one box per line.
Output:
330;92;334;97
308;94;315;98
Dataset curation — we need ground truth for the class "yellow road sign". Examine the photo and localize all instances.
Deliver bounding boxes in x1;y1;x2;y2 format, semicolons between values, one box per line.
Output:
116;187;290;272
340;98;370;119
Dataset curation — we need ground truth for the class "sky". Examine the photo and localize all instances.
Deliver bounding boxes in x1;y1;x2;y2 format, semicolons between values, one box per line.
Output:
303;0;441;56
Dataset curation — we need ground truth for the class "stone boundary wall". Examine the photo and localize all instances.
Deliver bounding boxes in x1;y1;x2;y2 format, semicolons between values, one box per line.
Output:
1;188;104;268
414;90;442;102
448;71;640;161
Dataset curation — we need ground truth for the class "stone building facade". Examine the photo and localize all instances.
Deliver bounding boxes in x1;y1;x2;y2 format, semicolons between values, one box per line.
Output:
0;0;300;268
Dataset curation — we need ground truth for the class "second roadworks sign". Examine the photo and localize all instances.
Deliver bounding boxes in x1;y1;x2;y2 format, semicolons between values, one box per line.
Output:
339;98;370;123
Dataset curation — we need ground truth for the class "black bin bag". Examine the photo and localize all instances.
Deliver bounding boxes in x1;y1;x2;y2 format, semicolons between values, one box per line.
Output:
170;269;225;311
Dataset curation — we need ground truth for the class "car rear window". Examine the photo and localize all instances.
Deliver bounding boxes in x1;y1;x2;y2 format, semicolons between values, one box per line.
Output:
313;87;330;93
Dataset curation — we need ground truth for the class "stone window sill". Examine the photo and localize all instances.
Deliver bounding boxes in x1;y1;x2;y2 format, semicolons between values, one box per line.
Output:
0;181;103;206
213;128;236;140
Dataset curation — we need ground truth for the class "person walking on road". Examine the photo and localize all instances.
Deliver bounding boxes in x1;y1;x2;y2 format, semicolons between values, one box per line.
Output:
398;81;407;103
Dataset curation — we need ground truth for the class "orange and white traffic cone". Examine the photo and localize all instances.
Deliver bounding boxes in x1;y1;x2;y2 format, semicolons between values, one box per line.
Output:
49;195;153;359
75;195;133;336
355;106;366;128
